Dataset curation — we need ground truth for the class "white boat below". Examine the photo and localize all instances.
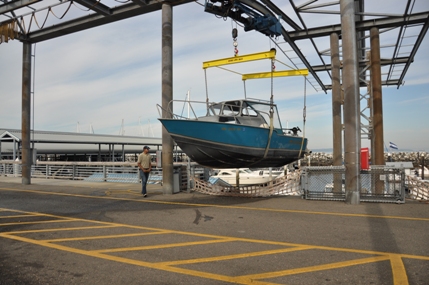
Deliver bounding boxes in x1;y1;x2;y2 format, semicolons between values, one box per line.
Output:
210;168;281;186
413;166;429;179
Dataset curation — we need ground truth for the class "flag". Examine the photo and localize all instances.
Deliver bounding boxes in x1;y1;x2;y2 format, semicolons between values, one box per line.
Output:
389;142;398;150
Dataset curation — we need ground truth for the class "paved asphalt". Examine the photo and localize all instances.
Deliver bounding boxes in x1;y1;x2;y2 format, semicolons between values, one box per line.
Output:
0;176;428;285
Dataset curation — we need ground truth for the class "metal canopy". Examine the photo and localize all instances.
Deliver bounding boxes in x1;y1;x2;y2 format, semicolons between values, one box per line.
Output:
1;0;428;91
0;128;162;146
204;0;429;92
0;0;193;43
0;128;163;155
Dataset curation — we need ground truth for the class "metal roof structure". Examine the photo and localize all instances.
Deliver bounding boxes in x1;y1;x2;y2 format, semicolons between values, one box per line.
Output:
204;0;429;93
1;0;428;93
0;128;163;155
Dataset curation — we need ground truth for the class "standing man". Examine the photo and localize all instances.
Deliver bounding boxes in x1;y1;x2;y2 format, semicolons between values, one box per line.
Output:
137;146;151;197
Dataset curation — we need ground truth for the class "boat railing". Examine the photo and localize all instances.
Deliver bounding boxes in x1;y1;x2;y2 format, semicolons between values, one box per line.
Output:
156;100;210;120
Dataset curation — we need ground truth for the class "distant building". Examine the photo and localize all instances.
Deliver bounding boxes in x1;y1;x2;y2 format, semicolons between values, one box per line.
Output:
0;128;167;162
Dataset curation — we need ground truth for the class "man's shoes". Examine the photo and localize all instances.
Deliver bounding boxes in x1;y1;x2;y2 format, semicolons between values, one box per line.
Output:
143;194;147;197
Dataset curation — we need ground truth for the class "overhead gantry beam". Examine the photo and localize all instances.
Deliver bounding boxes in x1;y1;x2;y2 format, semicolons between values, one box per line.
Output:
396;15;429;88
202;50;276;69
259;0;302;31
0;0;41;14
311;57;412;72
242;69;308;80
131;0;151;7
287;11;429;40
73;0;112;16
17;0;194;43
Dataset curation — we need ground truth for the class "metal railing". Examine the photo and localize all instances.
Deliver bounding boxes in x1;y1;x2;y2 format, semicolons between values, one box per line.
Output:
0;161;162;184
2;161;427;202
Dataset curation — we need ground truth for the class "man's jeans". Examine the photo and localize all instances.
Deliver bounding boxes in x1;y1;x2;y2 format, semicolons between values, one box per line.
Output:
140;169;150;194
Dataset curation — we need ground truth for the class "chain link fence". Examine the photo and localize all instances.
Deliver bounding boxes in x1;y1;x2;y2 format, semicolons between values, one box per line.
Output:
301;166;405;203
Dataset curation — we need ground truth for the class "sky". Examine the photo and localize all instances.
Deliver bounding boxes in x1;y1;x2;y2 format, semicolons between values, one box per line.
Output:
0;0;428;152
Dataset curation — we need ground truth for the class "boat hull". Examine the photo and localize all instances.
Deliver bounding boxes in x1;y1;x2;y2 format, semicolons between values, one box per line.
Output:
159;119;308;168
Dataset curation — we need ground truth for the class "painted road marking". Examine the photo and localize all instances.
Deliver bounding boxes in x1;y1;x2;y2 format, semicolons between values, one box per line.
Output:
94;238;235;253
1;187;429;222
0;208;427;285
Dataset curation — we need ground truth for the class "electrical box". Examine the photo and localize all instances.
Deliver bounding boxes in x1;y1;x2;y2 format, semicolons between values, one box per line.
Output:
361;147;369;170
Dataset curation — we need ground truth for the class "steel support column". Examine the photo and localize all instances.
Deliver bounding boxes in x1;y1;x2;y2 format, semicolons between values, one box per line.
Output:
370;27;385;194
340;0;361;204
370;27;385;166
161;3;174;195
22;41;32;185
330;32;343;193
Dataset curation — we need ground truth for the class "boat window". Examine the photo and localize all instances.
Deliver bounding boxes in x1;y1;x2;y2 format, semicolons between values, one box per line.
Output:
209;103;222;116
241;103;258;116
222;101;241;116
247;102;282;129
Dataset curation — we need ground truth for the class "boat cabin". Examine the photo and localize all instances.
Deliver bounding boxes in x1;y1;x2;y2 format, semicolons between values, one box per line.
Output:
198;99;283;131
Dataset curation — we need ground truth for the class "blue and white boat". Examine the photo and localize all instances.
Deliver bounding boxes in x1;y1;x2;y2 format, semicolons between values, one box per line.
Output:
158;98;309;168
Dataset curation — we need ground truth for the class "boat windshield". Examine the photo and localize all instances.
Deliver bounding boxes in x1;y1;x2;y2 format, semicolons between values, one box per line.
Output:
222;101;241;116
207;100;283;130
246;101;282;130
208;101;241;116
209;103;222;116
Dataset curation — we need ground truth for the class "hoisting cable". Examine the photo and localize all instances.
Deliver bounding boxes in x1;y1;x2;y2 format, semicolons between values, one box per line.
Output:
263;53;276;159
232;21;238;57
297;75;307;160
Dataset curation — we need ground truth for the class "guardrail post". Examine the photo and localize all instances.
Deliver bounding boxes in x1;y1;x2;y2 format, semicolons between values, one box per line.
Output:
13;162;19;177
103;165;107;182
186;159;191;193
72;165;76;180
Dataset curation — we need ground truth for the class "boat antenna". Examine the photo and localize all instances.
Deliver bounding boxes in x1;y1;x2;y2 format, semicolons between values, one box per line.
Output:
243;81;247;99
204;69;209;112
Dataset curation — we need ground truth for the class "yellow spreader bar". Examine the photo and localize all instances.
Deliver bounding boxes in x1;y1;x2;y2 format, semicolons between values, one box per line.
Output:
242;69;309;80
202;49;276;69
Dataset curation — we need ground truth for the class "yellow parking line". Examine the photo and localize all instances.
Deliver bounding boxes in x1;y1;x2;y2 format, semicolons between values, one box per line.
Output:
1;188;429;222
1;208;428;285
390;255;409;285
238;255;390;281
2;208;429;262
0;219;78;226
94;238;235;253
159;245;312;266
43;230;172;242
2;224;119;234
0;214;43;219
0;232;252;284
105;190;142;196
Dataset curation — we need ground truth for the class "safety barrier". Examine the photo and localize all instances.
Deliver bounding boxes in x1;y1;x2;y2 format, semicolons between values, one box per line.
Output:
2;161;426;202
406;175;429;201
192;170;302;197
301;166;406;203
